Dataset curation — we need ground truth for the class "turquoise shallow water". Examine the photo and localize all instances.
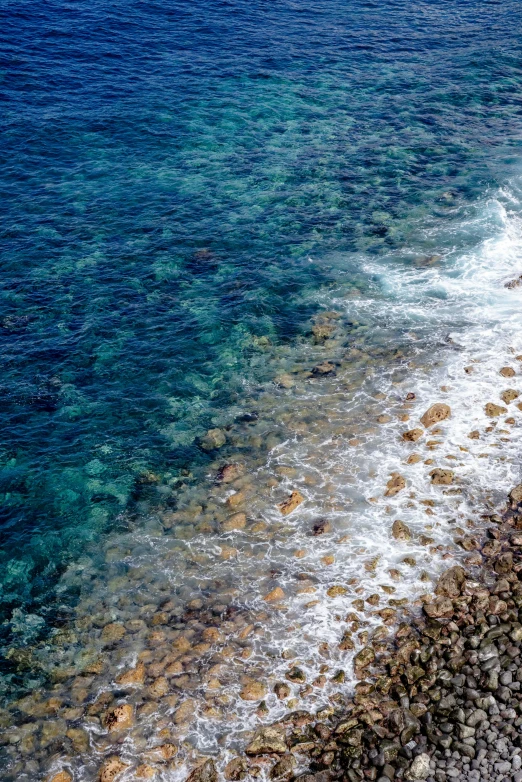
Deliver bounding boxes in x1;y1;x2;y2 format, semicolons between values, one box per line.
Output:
1;0;522;701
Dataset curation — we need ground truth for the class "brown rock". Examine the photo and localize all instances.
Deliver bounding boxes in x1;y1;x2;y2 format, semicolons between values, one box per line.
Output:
430;468;454;485
116;662;145;686
391;520;411;541
420;403;451;428
264;586;285;602
312;323;335;342
143;744;177;763
485;402;508;417
240;681;266;701
385;473;406;497
406;454;422;464
148;677;169;698
246;726;287;755
274;374;295;389
185;760;218;782
501;389;519;404
274;682;291;699
468;430;480;439
278;491;304;516
423;596;453;618
327;585;347;597
500;366;516;378
101;623;126;646
270;755;295;780
48;773;72;782
402;429;423;442
174;699;197;724
99;757;130;782
199;428;226;451
435;566;466;597
66;727;89;753
354;647;375;670
104;704;134;733
224;758;248;781
216;463;244;483
221;512;247;532
510;484;522;506
312;361;336;376
136;766;156;779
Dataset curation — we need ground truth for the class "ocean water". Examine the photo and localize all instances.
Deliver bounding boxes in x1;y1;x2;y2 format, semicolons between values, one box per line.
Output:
2;0;522;779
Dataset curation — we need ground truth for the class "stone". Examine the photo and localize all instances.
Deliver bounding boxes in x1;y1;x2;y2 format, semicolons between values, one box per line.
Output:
501;389;519;404
135;766;156;779
104;704;134;732
246;726;287;755
274;682;291;699
402;429;423;442
423;597;453;618
354;647;375;670
185;760;218;782
270;755;295;780
286;666;306;682
48;773;72;782
240;681;266;701
312;323;336;342
392;520;412;541
98;757;130;782
221;512;247;532
174;699;197;724
312;518;331;535
420;404;451;428
430;468;454;485
278;491;304;516
499;366;516;377
66;727;89;753
485;402;507;417
385;473;406;497
327;585;347;597
510;485;522;506
406;754;431;780
275;373;295;389
217;463;244;483
199;428;226;450
264;587;285;602
116;662;145;686
435;566;466;597
224;758;248;781
143;744;177;763
101;623;126;645
312;361;336;376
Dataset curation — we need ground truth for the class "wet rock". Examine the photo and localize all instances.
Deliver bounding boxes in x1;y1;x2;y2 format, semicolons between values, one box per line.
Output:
48;772;72;782
385;473;406;497
500;366;516;378
505;275;522;288
200;428;226;450
101;623;126;646
392;520;411;541
485;402;507;417
222;512;247;531
501;389;519;404
420;404;451;428
274;682;291;699
312;323;336;343
402;429;423;442
278;491;304;516
312;519;331;536
174;698;197;724
240;681;266;701
135;766;156;779
186;760;218;782
104;703;134;733
116;662;145;686
275;374;296;389
142;744;177;763
270;754;295;780
430;468;454;486
66;727;89;753
311;361;336;376
98;757;130;782
224;758;248;781
406;753;430;780
509;484;522;506
246;726;287;755
423;596;453;618
286;666;306;683
264;587;285;602
435;566;466;597
354;647;375;670
327;585;347;597
217;463;244;483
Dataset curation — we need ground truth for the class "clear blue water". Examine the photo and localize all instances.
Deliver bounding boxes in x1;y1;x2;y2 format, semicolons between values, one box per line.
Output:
1;0;522;688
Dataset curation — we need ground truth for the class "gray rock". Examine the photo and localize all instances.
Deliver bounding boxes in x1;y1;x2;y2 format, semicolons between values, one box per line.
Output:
466;710;487;728
406;754;431;780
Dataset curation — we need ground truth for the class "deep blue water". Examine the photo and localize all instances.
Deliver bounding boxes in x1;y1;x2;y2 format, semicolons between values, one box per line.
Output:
1;0;522;656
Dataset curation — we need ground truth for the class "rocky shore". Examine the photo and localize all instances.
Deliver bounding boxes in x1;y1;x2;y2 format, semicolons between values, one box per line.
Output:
207;483;522;782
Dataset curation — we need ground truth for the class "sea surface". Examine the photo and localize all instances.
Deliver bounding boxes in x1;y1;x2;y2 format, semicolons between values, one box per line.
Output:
2;0;522;779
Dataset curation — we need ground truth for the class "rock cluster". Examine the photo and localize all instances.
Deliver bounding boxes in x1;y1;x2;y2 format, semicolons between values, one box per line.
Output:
222;484;522;782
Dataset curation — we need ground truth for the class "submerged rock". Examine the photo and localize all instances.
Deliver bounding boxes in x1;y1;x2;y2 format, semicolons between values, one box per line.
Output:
98;757;130;782
199;428;227;450
429;468;454;485
185;760;218;782
391;520;411;540
384;473;406;497
278;490;304;516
